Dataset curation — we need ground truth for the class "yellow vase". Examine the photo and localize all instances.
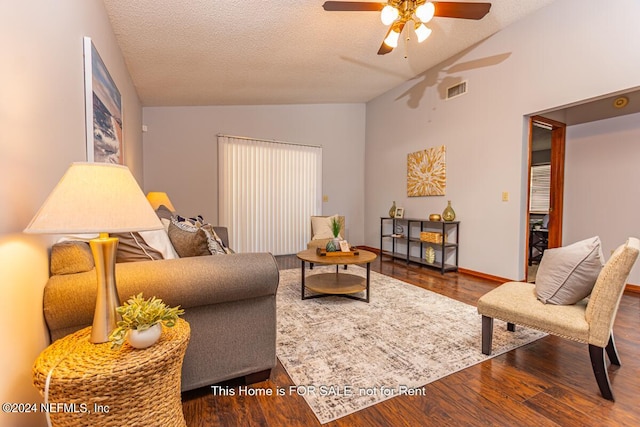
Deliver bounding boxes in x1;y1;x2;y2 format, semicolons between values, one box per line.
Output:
442;201;456;221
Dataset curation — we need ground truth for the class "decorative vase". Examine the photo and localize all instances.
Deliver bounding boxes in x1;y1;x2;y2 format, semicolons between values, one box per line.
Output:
326;240;337;252
442;200;456;222
425;247;436;263
389;201;396;218
127;323;162;349
332;237;341;249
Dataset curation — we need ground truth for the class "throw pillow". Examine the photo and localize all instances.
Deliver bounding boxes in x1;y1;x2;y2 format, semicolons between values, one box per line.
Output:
138;229;179;260
155;205;173;221
168;216;211;257
112;232;164;263
50;241;95;275
200;224;231;255
535;236;605;305
311;215;341;240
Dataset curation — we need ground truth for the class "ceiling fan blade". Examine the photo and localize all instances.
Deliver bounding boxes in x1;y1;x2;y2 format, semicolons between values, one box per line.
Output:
377;22;405;55
433;2;492;20
377;40;394;55
377;26;394;55
322;1;384;12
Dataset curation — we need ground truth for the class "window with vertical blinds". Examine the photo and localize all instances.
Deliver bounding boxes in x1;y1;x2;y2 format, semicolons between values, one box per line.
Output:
529;164;551;213
217;135;322;255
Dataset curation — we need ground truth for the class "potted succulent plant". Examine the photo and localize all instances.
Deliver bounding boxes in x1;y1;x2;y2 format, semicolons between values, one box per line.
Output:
109;293;184;349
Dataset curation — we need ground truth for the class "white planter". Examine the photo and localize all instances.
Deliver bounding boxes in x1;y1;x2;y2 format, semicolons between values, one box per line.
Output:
127;323;162;349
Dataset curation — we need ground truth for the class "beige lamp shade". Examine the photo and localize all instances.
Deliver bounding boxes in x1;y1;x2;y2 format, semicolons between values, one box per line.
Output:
146;191;176;212
24;162;163;234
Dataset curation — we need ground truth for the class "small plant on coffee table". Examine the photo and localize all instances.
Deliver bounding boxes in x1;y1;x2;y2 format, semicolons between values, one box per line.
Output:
331;217;341;239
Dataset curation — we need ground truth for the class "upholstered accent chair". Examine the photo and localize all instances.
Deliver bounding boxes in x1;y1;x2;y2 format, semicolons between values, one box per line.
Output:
307;215;345;250
477;237;639;401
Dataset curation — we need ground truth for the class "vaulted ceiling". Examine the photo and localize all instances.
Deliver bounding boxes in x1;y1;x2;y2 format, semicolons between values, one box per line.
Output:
103;0;557;106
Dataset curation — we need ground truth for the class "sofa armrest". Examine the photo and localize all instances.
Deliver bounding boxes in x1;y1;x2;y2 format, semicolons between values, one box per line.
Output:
44;252;279;341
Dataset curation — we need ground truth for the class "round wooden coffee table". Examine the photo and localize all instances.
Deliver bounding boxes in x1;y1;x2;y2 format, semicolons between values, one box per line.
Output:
296;248;377;302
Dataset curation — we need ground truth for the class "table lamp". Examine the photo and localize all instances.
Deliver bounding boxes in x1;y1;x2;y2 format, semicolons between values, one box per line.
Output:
146;191;176;212
24;162;164;343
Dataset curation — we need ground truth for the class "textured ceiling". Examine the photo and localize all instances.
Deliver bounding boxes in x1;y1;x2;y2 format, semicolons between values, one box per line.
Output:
103;0;557;106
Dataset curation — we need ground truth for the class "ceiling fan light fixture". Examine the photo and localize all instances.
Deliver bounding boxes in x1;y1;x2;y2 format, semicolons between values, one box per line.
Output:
415;23;432;43
383;26;401;48
415;2;435;23
380;5;399;25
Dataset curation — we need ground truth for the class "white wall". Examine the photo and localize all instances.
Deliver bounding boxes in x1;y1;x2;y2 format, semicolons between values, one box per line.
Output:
142;104;367;245
365;0;640;280
564;113;640;284
0;1;142;425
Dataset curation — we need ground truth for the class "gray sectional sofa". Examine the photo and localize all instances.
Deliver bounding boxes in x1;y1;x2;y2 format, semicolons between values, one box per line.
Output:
42;227;280;392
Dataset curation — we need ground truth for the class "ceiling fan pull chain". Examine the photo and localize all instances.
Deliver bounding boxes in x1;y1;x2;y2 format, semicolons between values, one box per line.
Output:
404;29;410;59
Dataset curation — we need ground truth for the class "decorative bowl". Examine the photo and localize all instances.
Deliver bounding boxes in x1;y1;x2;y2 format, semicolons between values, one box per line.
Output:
428;214;442;221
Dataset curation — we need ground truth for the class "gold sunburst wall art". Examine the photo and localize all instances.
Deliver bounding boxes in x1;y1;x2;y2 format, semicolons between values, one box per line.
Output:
407;145;446;197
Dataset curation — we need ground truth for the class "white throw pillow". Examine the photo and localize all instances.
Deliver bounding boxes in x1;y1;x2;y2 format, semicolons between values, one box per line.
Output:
311;215;341;240
535;236;604;305
139;229;179;259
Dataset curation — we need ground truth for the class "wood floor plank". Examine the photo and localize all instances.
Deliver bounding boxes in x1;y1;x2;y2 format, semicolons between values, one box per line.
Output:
181;255;640;426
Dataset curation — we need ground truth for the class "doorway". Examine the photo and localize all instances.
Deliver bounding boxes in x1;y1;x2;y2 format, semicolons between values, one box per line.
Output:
526;116;566;282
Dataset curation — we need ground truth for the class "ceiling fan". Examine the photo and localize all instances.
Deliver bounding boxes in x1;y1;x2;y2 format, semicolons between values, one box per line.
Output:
322;1;492;55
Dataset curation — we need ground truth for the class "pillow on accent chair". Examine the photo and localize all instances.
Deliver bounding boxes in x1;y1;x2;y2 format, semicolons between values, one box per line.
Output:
311;215;342;240
535;236;605;305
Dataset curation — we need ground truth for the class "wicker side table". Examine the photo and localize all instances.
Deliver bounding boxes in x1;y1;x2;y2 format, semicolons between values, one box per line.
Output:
33;318;190;427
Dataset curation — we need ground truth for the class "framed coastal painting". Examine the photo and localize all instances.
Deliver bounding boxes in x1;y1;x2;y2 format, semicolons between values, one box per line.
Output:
407;145;446;197
83;37;123;164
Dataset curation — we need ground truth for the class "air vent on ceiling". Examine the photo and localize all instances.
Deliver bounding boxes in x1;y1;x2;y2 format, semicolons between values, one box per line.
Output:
446;81;467;100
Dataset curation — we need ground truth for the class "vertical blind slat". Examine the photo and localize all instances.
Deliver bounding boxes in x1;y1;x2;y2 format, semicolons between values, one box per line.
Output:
218;136;322;255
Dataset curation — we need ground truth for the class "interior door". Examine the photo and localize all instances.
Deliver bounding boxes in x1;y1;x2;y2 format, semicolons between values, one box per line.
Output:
546;118;566;248
527;116;566;272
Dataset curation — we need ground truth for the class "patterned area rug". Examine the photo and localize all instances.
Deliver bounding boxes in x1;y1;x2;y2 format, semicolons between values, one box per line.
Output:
276;266;547;424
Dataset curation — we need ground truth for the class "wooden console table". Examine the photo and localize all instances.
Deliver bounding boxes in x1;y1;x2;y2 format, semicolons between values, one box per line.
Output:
33;319;190;426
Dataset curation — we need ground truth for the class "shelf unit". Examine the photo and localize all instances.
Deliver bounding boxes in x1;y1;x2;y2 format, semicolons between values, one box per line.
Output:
380;217;459;274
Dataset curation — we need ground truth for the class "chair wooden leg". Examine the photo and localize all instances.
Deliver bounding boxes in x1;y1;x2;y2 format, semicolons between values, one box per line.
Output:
481;316;493;355
507;322;516;332
605;334;621;366
589;344;615;401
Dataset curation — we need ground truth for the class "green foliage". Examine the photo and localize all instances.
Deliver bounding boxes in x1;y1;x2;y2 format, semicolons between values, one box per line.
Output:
331;217;341;238
109;293;184;348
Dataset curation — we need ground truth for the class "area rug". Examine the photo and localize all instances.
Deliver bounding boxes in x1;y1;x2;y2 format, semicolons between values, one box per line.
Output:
276;266;547;424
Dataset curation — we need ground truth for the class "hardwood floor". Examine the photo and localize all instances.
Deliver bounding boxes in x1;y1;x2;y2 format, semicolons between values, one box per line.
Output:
182;255;640;426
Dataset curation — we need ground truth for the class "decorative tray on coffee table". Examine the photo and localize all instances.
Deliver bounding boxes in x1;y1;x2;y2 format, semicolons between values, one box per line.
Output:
316;247;360;257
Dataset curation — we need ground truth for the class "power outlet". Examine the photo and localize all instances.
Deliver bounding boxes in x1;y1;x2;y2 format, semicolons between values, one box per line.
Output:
502;191;509;202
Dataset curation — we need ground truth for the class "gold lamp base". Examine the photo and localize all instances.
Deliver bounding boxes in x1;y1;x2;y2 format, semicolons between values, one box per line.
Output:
89;233;121;344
